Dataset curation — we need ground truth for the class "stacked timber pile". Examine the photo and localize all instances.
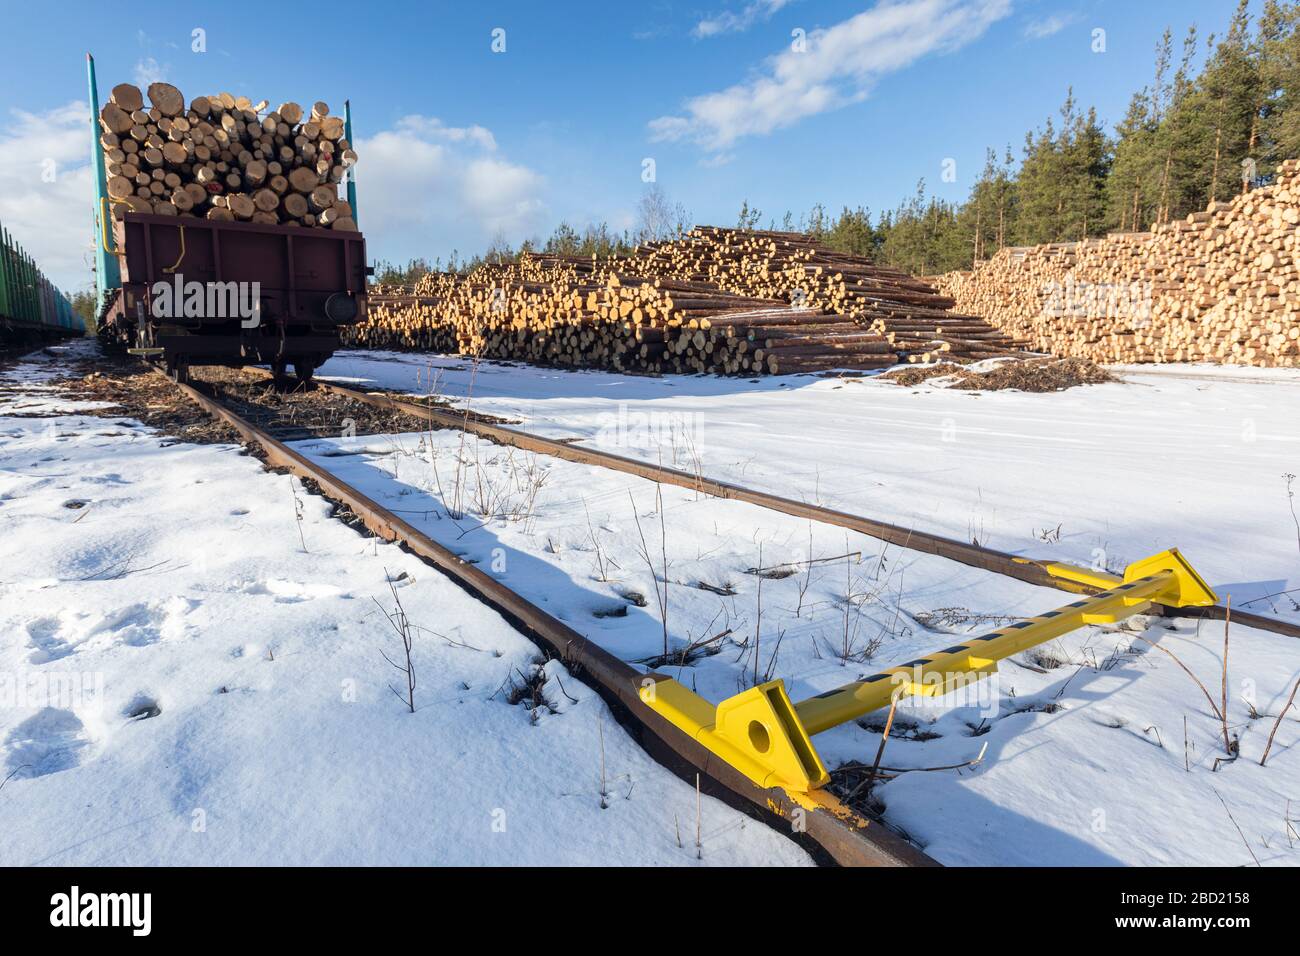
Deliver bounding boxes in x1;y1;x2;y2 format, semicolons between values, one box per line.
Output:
621;227;1026;363
936;159;1300;366
349;228;1028;375
98;82;357;229
360;261;896;374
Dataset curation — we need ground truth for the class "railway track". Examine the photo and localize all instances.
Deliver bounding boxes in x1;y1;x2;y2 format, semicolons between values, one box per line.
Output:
294;372;1299;642
157;360;1298;867
166;368;935;868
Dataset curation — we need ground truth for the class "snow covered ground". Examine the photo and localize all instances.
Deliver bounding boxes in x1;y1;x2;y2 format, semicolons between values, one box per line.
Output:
5;342;1299;867
303;349;1300;866
0;344;810;866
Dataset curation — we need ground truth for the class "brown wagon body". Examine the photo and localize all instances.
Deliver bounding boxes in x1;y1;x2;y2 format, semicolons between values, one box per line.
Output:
102;213;369;382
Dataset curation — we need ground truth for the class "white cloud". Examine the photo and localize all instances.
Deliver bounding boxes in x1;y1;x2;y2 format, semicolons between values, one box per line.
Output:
388;115;498;151
133;57;167;88
355;115;546;262
0;101;95;292
694;0;793;39
1023;11;1079;40
652;0;1013;152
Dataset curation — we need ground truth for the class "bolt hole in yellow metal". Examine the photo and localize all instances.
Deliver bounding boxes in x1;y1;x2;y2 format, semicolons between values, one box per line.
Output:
641;549;1216;805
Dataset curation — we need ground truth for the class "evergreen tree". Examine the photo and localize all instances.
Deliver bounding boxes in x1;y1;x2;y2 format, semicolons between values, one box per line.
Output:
1191;1;1265;202
1014;92;1110;243
1106;83;1160;231
1260;1;1300;167
961;148;1018;262
71;289;97;330
1150;25;1205;222
825;206;879;257
804;203;828;240
544;222;582;256
374;258;435;285
1015;117;1059;244
878;182;968;274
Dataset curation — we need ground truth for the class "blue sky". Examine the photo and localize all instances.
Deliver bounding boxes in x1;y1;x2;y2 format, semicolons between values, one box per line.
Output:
0;0;1250;290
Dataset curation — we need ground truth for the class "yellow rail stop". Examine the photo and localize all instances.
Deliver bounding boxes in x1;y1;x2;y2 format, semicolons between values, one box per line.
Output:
641;548;1216;798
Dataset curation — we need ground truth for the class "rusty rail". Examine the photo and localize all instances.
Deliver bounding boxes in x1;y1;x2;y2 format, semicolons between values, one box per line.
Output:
169;372;937;868
307;376;1300;642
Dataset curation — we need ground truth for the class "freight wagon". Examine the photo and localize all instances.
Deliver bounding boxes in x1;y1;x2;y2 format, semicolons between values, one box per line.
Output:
87;55;369;384
0;223;85;348
96;212;368;383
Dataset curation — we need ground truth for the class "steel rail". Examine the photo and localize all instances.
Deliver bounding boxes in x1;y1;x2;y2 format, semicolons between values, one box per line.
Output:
305;375;1300;642
168;372;937;868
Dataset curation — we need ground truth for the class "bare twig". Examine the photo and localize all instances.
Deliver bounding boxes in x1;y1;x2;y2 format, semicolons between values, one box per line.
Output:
1213;787;1260;866
288;476;308;553
1221;595;1232;754
375;571;416;712
836;742;989;783
659;485;669;648
797;522;813;618
0;764;31;793
1260;671;1300;767
583;498;613;582
598;718;609;809
761;628;786;683
1285;473;1300;557
875;743;989;774
695;772;703;860
629;488;670;658
847;693;899;802
1130;633;1231;753
552;671;579;705
842;538;852;662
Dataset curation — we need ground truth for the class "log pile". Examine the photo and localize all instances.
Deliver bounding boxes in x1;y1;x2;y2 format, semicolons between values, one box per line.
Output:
98;82;357;229
619;227;1026;363
935;158;1300;366
360;264;896;374
349;228;1025;375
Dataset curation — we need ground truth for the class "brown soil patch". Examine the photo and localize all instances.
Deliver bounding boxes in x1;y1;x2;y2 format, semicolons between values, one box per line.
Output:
37;357;435;445
880;363;966;387
54;361;243;444
884;357;1114;392
26;348;514;447
317;381;519;427
949;357;1115;392
186;366;433;441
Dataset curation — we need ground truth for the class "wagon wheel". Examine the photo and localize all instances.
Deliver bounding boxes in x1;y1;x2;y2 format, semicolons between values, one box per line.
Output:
293;359;316;386
167;356;189;385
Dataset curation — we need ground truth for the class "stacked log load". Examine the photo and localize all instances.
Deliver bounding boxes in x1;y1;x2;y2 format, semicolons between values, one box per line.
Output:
620;227;1025;363
936;159;1300;366
98;81;357;229
350;228;1024;375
